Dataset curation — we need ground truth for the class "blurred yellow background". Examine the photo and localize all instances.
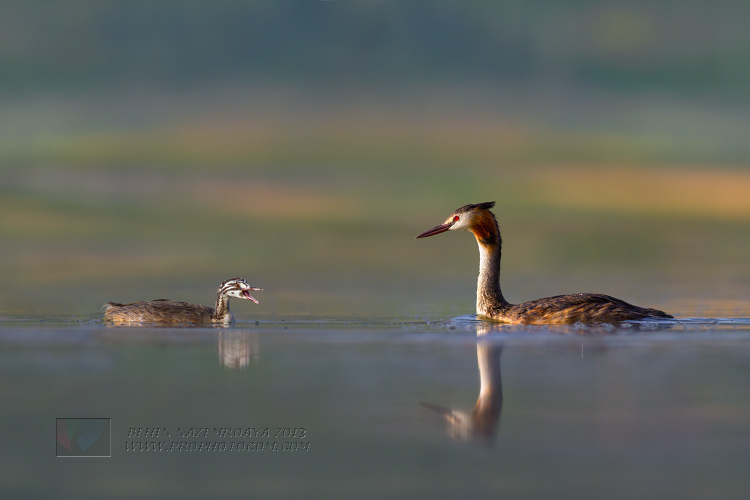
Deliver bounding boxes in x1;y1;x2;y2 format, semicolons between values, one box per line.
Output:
1;2;748;319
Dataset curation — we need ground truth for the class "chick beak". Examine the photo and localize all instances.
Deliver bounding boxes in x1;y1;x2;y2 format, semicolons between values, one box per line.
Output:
241;287;262;305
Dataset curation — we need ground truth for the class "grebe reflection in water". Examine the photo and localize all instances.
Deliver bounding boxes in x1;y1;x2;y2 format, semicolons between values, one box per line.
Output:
421;342;503;443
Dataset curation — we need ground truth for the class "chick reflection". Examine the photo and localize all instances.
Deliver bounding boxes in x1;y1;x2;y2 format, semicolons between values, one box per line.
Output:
217;330;259;368
420;323;503;444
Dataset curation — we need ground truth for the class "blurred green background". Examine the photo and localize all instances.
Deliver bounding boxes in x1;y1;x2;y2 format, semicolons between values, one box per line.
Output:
1;1;749;319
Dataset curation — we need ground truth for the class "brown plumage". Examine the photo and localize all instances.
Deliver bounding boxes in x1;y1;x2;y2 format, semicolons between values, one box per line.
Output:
417;202;673;325
103;277;262;325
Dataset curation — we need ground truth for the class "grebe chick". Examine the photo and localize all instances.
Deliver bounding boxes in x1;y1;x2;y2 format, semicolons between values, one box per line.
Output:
103;277;262;325
417;202;673;325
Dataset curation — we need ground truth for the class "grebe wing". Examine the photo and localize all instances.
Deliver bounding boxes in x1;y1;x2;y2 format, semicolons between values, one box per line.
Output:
511;293;672;324
103;300;214;324
557;293;672;318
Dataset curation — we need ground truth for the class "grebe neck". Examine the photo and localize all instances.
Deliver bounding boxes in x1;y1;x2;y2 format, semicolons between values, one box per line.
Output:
213;295;234;323
475;233;510;316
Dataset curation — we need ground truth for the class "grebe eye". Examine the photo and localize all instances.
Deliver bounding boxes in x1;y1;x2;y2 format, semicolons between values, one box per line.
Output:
453;215;459;222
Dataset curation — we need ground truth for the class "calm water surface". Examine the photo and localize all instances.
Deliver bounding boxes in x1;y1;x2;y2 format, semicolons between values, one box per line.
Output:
1;314;749;499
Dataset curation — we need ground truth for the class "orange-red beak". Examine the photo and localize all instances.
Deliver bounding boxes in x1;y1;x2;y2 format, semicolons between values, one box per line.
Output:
416;222;452;239
241;288;262;305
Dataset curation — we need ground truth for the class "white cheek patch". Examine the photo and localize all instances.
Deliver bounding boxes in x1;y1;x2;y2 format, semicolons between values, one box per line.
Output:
451;217;470;231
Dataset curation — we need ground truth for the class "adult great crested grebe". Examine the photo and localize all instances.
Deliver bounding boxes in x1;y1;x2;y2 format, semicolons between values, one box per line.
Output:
416;202;673;325
103;277;262;325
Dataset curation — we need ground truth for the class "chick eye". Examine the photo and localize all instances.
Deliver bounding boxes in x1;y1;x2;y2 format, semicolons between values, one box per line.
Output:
453;215;459;222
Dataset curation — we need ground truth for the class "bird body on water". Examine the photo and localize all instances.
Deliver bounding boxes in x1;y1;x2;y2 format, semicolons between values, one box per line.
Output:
103;277;262;325
417;202;673;325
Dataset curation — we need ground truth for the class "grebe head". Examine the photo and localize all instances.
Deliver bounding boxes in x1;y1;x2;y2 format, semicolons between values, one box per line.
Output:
416;201;497;241
219;277;262;305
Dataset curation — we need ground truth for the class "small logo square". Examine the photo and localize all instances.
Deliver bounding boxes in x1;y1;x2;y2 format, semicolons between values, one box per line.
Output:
56;418;111;457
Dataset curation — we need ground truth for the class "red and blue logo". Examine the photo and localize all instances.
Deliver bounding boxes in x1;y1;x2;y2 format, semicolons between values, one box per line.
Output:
56;418;111;457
